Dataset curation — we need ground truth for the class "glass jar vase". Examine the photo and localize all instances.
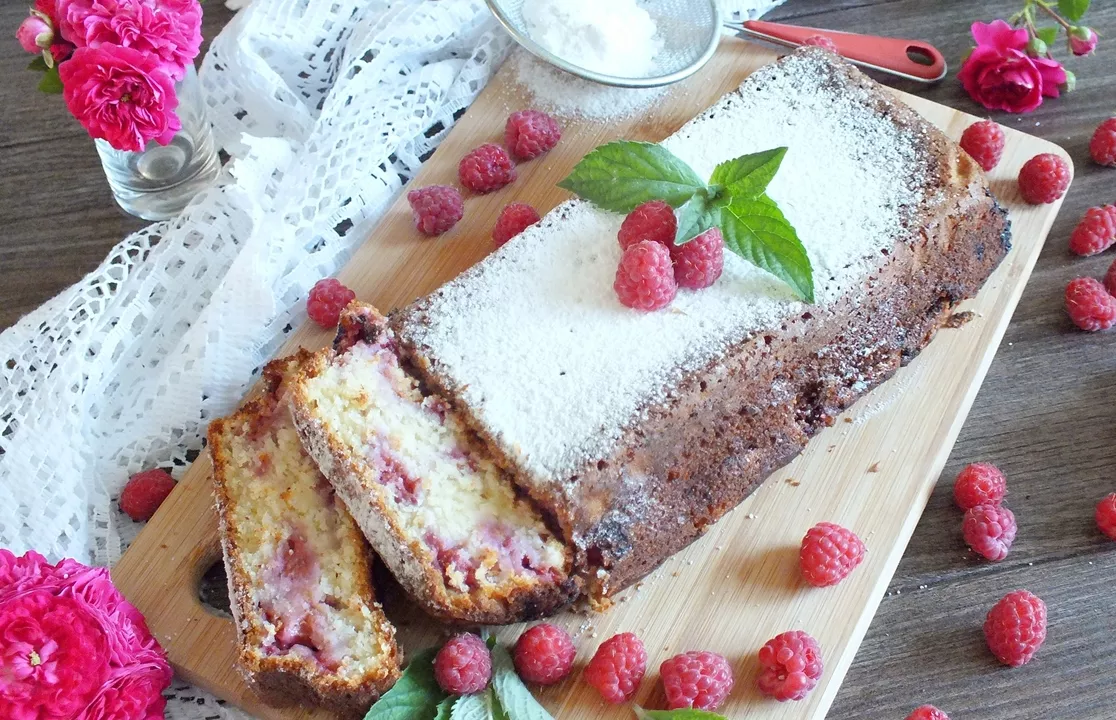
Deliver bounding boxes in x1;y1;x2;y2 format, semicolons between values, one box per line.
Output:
95;64;220;221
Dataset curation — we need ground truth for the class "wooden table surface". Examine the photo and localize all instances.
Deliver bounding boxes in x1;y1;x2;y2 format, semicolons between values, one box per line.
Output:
2;2;1113;718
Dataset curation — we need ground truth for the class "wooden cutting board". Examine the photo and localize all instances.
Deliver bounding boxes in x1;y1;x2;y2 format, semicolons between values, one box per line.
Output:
112;38;1069;720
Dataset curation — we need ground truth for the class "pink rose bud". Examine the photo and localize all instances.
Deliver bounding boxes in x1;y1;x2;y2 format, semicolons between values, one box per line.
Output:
1060;68;1077;93
1068;26;1098;56
16;15;52;54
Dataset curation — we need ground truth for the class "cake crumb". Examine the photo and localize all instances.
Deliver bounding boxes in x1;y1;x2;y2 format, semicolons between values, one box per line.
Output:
867;462;880;473
785;478;801;487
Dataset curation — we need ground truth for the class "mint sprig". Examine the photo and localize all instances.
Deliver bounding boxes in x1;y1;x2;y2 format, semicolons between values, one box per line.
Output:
556;141;705;213
364;649;447;720
633;706;727;720
491;644;555;720
558;141;813;301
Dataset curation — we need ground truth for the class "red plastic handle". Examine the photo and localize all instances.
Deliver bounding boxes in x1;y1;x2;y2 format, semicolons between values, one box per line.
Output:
740;20;947;82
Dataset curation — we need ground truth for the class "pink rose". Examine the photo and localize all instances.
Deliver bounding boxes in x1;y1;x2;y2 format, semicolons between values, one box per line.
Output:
78;664;172;720
54;0;201;79
59;44;181;152
958;20;1068;113
1069;26;1098;56
0;591;110;720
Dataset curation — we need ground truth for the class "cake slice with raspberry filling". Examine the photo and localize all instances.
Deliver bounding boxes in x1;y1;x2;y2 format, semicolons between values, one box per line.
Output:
208;352;400;713
289;303;576;624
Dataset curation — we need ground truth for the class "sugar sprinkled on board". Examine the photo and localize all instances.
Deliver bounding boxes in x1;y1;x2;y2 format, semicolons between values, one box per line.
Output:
512;51;669;121
400;51;924;482
522;0;662;77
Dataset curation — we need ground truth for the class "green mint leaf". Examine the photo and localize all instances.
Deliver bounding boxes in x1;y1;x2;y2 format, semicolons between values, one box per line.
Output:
708;147;787;201
1057;0;1089;21
1035;26;1058;46
450;690;497;720
557;140;706;213
364;648;447;720
721;195;814;303
633;706;727;720
37;65;63;94
435;697;456;720
674;191;721;245
27;56;49;72
491;645;554;720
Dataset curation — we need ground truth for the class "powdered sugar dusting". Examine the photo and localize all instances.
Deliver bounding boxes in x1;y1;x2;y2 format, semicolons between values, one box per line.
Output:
402;51;924;481
512;51;670;121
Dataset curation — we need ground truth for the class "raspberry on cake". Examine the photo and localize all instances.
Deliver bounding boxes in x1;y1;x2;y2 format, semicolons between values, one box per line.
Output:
289;304;575;624
208;353;400;712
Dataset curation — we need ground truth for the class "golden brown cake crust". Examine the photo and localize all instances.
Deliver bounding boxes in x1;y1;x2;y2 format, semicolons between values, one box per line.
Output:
288;307;579;625
392;51;1012;601
208;352;401;714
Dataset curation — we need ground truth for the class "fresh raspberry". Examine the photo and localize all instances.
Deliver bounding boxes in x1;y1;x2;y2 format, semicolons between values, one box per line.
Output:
953;462;1006;510
962;503;1017;561
513;623;575;686
434;633;491;695
505;109;561;161
756;630;823;702
618;200;677;250
306;278;356;328
984;590;1047;667
1097;493;1116;540
492;202;541;248
906;705;949;720
1068;206;1116;256
1106;259;1116;298
803;34;838;52
407;185;464;236
614;240;677;311
672;228;724;290
960;120;1005;172
583;632;647;704
1017;153;1071;204
798;522;866;587
458;143;516;193
660;651;734;711
1089;117;1116;167
119;469;176;522
1065;277;1116;331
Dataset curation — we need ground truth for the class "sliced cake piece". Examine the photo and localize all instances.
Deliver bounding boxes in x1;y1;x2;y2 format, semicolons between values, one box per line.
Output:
208;352;400;713
288;304;576;624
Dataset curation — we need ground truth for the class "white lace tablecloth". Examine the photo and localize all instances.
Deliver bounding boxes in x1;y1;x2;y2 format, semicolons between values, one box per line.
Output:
0;0;782;717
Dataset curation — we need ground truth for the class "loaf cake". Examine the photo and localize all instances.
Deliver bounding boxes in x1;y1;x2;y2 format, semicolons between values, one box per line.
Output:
288;305;576;624
391;49;1011;602
208;352;400;713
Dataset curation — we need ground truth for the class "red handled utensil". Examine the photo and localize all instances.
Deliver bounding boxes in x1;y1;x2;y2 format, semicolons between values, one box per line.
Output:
734;20;947;83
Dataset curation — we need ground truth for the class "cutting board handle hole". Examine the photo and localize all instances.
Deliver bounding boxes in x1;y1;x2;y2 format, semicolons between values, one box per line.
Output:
198;559;234;619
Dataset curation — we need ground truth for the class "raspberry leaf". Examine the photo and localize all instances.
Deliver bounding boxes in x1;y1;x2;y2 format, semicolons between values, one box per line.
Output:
363;648;447;720
675;190;722;245
557;141;706;213
633;706;727;720
721;196;814;302
709;147;787;200
491;644;554;720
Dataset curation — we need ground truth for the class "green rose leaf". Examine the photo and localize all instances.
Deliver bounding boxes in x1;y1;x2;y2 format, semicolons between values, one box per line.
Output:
1035;26;1058;46
27;56;49;72
37;65;63;94
435;697;456;720
674;190;722;245
722;195;814;303
557;140;706;213
364;648;447;720
709;147;787;201
633;706;727;720
1057;0;1089;22
491;645;554;720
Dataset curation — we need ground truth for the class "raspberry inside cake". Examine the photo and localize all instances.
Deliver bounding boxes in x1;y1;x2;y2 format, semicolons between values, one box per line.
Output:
289;304;574;623
208;353;400;711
